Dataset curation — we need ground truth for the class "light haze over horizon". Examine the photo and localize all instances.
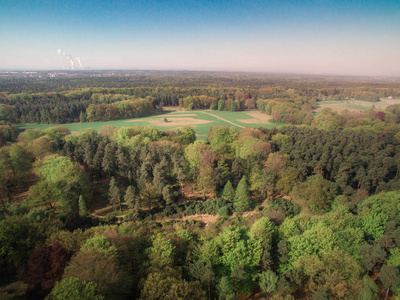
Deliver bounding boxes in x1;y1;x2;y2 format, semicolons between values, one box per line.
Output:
1;0;400;76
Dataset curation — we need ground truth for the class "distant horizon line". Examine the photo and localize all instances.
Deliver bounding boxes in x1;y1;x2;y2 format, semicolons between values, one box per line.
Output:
1;68;400;79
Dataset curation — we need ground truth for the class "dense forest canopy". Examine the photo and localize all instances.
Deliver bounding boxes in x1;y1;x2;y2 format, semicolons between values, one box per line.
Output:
0;72;400;299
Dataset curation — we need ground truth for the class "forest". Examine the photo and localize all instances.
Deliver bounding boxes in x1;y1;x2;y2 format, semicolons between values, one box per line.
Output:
1;72;400;300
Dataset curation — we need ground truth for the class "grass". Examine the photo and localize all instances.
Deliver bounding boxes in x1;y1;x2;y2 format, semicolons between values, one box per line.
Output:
18;110;280;138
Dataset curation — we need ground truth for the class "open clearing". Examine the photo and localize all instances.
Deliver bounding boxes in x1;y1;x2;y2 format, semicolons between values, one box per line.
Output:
315;98;400;113
19;109;280;138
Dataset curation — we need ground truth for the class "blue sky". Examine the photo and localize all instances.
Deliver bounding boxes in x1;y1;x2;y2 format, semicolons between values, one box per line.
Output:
1;0;399;76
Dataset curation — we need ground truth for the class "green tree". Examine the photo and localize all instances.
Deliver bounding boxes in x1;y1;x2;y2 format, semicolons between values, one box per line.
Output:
276;167;301;195
218;100;225;111
78;195;87;217
79;111;87;123
259;270;279;294
358;244;386;274
229;101;237;112
222;180;235;202
109;177;121;211
380;265;400;300
234;176;250;212
63;252;131;300
141;271;206;300
80;235;118;258
178;126;196;145
124;186;137;210
358;276;378;300
26;155;89;214
148;233;175;270
46;277;103;300
217;277;235;300
291;174;332;212
189;261;215;300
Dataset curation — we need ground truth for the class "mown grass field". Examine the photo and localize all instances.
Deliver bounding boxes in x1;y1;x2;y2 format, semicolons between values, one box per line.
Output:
19;109;279;138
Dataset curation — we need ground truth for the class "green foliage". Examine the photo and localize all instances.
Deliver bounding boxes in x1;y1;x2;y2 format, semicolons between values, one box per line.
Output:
124;185;137;209
380;265;400;294
387;248;400;267
259;270;279;294
222;181;235;202
207;126;237;154
249;217;276;249
178;126;196;145
141;270;206;300
26;155;89;214
358;243;386;272
234;176;250;212
217;226;263;274
276;167;301;195
358;276;378;300
360;211;388;241
217;276;235;300
46;277;103;300
109;177;121;211
78;195;87;217
294;250;363;299
148;233;176;269
80;235;118;258
285;225;338;271
63;251;132;299
291;174;332;212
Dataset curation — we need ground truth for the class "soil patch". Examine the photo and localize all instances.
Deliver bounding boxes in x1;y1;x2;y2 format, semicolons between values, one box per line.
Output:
124;119;145;122
150;117;213;127
156;113;197;117
244;111;273;121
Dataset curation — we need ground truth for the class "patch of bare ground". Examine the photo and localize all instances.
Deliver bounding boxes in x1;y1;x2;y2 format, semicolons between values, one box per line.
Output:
150;117;213;127
124;119;145;122
11;172;38;204
239;111;273;124
154;214;219;226
89;179;111;211
154;113;198;117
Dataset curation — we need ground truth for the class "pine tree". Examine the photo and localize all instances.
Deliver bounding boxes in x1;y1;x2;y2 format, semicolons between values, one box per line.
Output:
78;195;87;217
234;176;250;212
222;180;235;202
124;186;136;210
109;177;121;211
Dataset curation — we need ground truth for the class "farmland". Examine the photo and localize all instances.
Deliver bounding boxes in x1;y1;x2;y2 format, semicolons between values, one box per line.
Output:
18;109;278;138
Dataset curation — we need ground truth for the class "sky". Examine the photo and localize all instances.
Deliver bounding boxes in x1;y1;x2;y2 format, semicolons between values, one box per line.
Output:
0;0;400;76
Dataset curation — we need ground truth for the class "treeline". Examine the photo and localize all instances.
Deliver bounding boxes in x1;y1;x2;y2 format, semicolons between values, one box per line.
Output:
85;99;154;122
0;91;156;124
2;71;400;93
2;84;399;125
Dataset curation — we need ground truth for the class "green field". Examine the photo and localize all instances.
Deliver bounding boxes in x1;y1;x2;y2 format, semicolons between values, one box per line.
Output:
19;110;279;138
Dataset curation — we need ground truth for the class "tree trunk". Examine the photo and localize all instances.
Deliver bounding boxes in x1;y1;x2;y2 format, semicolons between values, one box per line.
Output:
385;286;390;300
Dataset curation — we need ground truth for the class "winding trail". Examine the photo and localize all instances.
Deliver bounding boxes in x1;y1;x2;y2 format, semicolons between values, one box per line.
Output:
200;111;245;129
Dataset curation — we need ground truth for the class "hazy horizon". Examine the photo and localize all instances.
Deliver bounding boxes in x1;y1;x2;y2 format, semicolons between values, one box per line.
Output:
1;0;400;77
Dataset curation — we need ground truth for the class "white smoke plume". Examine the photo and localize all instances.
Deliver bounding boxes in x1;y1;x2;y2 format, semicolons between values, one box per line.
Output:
57;49;84;70
76;57;83;69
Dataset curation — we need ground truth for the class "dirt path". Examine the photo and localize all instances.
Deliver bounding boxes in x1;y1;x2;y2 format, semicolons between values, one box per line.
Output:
201;111;245;129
